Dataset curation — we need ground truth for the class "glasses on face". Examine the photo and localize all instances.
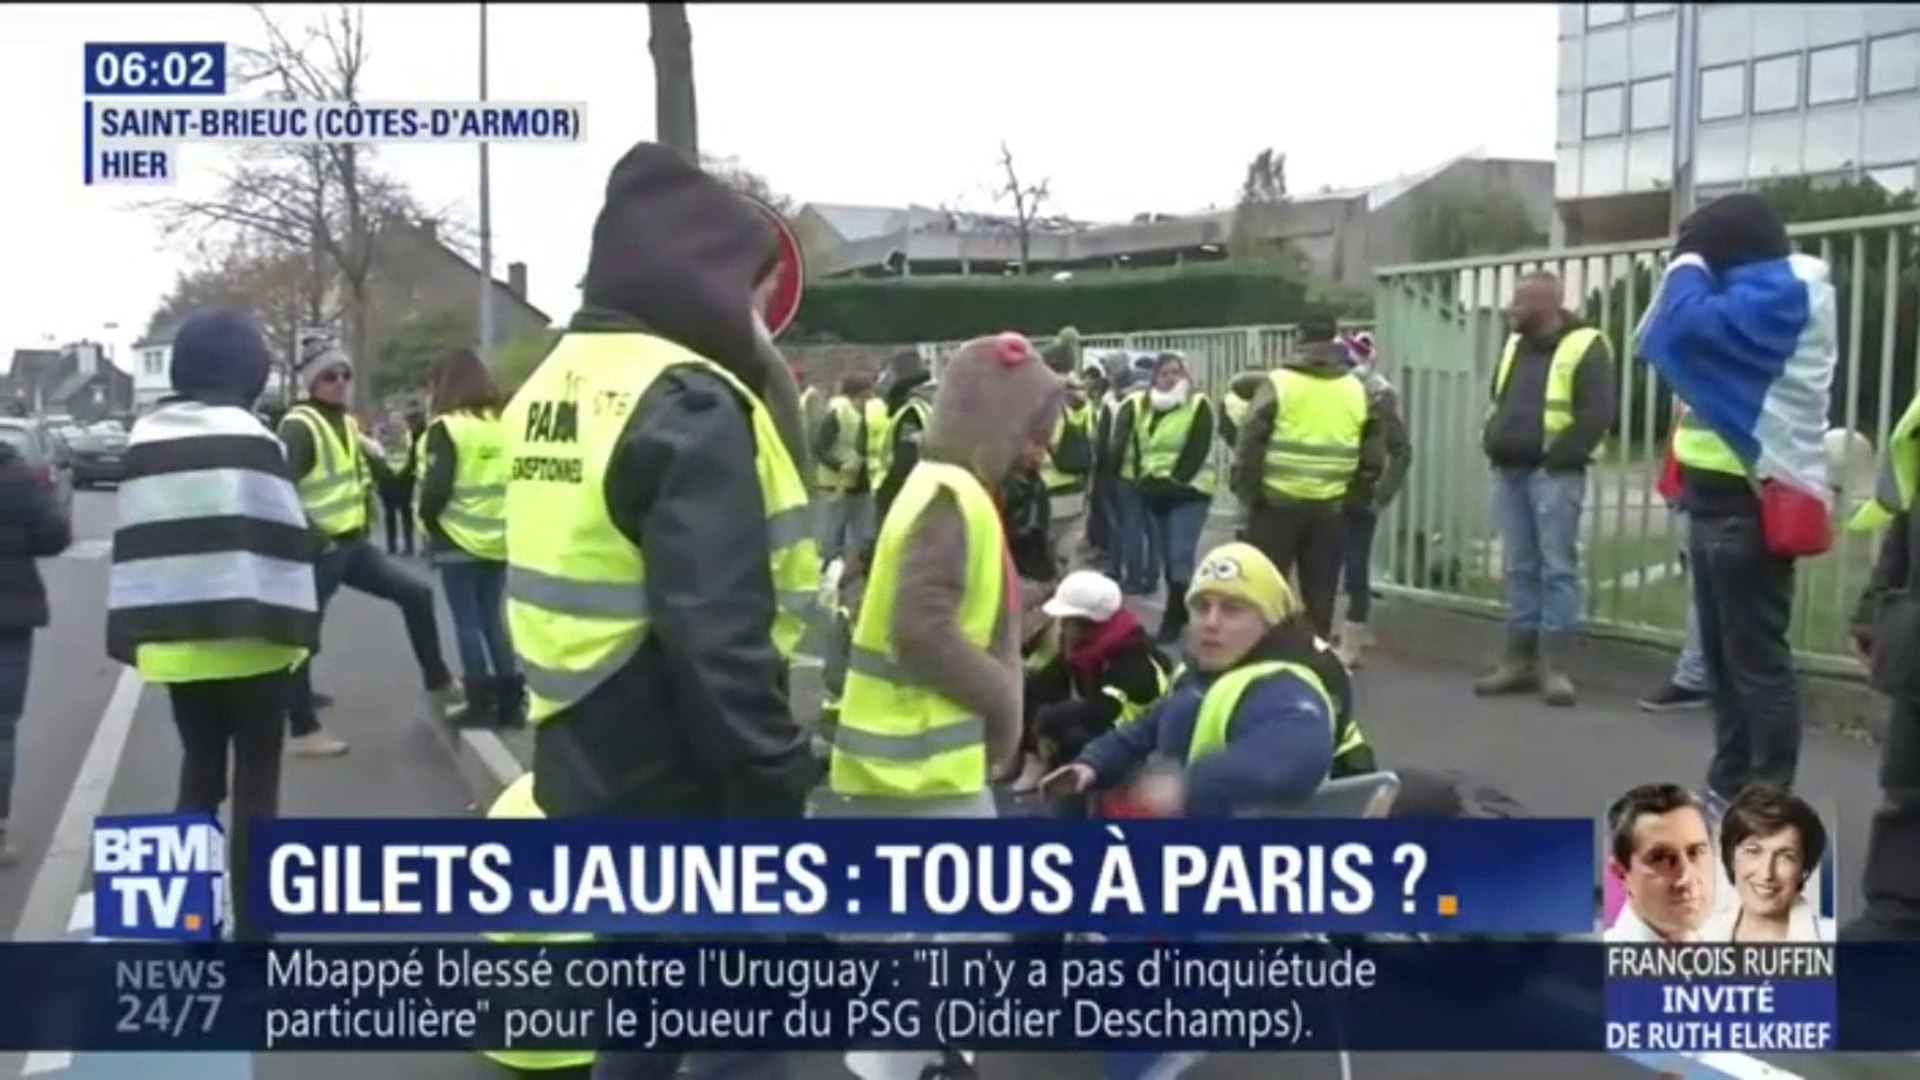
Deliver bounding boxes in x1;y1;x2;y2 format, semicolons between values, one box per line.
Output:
318;368;353;385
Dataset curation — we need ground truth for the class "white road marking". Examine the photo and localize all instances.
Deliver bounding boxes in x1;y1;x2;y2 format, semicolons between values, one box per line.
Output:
57;540;110;561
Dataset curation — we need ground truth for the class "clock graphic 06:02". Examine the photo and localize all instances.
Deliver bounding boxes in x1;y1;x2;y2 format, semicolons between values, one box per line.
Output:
85;43;228;97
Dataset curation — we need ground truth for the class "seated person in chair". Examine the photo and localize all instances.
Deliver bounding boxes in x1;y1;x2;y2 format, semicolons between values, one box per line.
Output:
1042;542;1375;816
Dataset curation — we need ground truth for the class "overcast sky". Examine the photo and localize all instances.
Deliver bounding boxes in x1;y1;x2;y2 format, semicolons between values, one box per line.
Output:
0;2;1558;372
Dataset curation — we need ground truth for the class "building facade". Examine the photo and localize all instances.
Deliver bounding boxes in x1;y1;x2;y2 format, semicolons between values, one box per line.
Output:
1556;2;1920;242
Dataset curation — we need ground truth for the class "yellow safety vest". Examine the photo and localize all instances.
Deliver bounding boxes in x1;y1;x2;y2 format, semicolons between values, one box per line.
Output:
428;411;509;561
1040;401;1095;494
816;395;862;491
878;397;932;487
830;460;1005;799
283;404;369;536
1490;327;1606;455
1223;390;1254;444
862;397;890;488
1670;407;1747;478
482;775;596;1073
1106;654;1172;725
1187;659;1368;768
1115;393;1149;479
1262;368;1368;501
503;333;819;725
1131;396;1217;494
1851;392;1920;532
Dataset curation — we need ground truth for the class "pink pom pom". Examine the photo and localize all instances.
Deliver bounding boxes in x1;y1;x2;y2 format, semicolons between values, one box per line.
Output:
994;332;1031;367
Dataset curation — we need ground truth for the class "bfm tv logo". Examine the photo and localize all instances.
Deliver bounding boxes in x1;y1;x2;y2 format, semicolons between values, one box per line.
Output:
91;813;226;940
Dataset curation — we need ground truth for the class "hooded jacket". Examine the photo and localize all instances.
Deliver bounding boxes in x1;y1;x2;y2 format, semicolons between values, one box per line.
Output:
1356;365;1414;510
0;440;71;631
887;334;1064;774
528;142;820;821
1231;340;1388;507
1074;620;1342;815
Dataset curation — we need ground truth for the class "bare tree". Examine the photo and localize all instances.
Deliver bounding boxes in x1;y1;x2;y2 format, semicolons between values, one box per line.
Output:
650;3;698;159
994;141;1051;274
703;153;789;214
143;4;445;406
1229;146;1295;262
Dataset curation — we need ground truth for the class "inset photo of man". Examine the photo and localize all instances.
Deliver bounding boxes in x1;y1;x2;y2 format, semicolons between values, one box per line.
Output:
1700;786;1836;943
1602;782;1717;943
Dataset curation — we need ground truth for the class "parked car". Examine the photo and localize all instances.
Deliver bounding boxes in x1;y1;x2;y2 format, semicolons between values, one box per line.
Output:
0;418;74;522
70;423;129;488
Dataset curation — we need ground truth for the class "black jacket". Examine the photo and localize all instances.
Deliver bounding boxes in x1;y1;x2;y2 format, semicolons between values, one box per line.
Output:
1853;498;1920;699
1230;342;1388;509
1031;619;1168;767
1003;466;1055;583
0;442;72;630
532;142;822;821
1482;315;1618;473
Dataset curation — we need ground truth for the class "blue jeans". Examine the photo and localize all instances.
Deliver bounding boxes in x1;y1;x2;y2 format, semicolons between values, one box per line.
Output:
1113;482;1154;593
288;536;452;736
0;630;29;823
1145;497;1209;590
1492;467;1585;634
1671;511;1711;692
437;559;514;679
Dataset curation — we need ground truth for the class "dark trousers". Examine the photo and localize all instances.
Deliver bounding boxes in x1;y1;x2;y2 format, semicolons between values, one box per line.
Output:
1859;698;1920;933
1689;511;1801;799
168;669;291;940
381;482;415;556
1342;506;1379;623
0;629;31;824
289;536;452;736
1244;498;1347;638
437;559;514;678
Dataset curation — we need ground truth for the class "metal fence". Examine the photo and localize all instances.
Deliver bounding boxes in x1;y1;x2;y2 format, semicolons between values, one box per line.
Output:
1373;209;1920;671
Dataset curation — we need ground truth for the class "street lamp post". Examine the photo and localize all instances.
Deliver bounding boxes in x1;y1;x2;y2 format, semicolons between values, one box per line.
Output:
1670;3;1701;235
478;2;495;366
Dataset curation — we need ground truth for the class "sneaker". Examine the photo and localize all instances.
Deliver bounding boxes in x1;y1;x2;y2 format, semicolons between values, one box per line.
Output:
1637;683;1711;712
289;731;350;757
428;682;467;717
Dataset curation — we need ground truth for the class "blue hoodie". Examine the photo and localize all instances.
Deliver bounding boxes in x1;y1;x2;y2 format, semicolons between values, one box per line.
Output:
1074;629;1335;815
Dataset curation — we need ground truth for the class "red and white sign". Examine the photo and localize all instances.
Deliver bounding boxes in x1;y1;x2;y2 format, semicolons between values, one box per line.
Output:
749;197;805;337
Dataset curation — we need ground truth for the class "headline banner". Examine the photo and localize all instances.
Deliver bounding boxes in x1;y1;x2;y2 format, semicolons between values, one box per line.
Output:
3;943;1919;1054
246;818;1597;935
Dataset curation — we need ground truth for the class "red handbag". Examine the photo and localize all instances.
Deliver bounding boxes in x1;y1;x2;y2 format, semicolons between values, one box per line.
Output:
1758;478;1832;558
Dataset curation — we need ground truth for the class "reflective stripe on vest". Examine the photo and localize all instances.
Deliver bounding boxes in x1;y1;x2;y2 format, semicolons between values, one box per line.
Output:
1491;327;1605;451
283;405;369;536
482;774;596;1072
879;398;931;485
1671;407;1747;478
1107;655;1172;726
1188;659;1365;767
1262;368;1367;501
1116;393;1150;479
430;411;509;561
503;333;820;724
863;397;890;486
1040;402;1094;494
1852;392;1920;532
830;461;1005;799
1134;396;1216;494
816;396;862;490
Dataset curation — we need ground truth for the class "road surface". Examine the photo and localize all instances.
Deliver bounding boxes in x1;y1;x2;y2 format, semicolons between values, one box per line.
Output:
1;490;1907;1079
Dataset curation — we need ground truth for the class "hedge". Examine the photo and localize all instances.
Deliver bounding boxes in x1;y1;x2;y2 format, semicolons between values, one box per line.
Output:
792;262;1370;344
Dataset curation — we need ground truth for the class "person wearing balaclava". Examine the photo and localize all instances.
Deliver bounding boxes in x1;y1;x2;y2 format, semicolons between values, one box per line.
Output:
106;309;318;938
502;146;823;1080
1111;353;1217;642
821;330;1062;1080
278;339;463;758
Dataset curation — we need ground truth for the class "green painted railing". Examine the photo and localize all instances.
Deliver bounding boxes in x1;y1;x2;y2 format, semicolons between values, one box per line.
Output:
1373;210;1920;671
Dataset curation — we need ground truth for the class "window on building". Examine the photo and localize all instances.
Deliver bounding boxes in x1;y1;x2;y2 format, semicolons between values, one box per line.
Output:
1868;31;1920;95
1585;84;1626;137
1582;138;1627;197
1802;106;1861;172
1864;96;1920;157
1588;2;1627;29
1753;53;1803;113
1752;5;1809;57
1867;163;1917;195
1626;131;1673;190
1632;2;1675;17
143;351;164;376
1695;121;1748;184
1699;5;1752;67
1809;43;1863;105
1630;75;1672;130
1559;35;1584;90
1630;14;1677;78
1557;145;1583;198
1559;3;1583;38
1559;92;1581;143
1748;113;1805;179
1586;24;1630;84
1700;62;1748;120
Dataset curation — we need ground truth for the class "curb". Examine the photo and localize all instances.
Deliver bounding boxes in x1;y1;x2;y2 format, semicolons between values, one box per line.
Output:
413;709;524;811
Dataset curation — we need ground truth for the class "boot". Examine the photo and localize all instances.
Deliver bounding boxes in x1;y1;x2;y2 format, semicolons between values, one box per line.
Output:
450;677;497;729
1156;582;1189;644
1336;620;1372;669
494;674;527;730
1472;630;1540;696
1540;631;1579;707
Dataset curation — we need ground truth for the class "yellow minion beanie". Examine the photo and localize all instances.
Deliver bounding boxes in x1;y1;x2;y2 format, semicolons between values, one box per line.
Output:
1186;542;1302;624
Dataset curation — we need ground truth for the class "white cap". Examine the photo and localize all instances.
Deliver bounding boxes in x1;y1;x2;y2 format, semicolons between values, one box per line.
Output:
1042;570;1123;622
